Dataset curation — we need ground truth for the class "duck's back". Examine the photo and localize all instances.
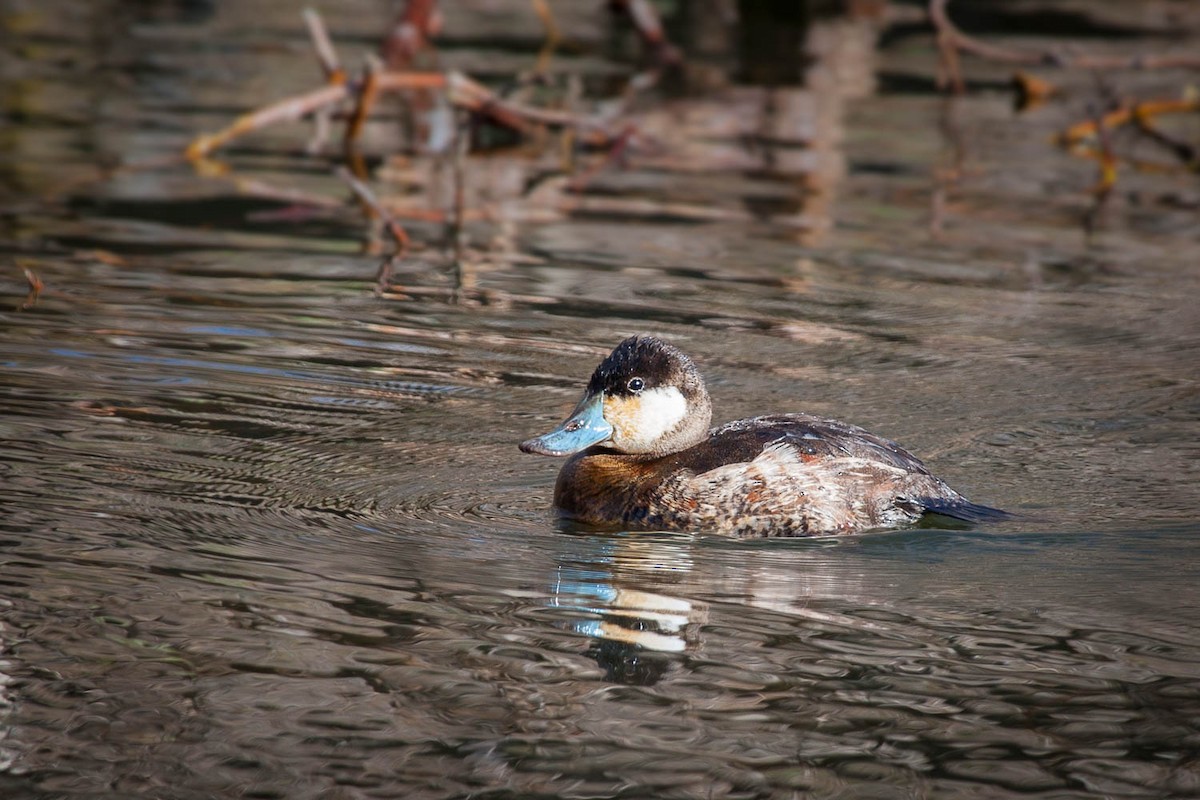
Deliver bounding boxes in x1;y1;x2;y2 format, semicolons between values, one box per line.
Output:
555;413;981;536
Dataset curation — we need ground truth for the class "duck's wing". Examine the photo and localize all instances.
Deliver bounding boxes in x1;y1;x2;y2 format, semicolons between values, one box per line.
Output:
708;414;936;475
658;439;936;535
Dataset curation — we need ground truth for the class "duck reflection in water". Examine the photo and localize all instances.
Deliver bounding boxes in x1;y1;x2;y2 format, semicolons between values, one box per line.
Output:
522;335;1006;536
551;534;705;686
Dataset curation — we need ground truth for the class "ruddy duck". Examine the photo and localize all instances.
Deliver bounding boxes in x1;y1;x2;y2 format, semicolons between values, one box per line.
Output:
520;335;1004;536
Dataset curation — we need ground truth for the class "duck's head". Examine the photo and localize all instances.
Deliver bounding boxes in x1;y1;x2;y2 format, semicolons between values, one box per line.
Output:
520;335;713;457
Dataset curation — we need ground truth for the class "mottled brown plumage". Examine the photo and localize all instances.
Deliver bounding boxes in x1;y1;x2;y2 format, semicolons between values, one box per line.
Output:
520;336;1003;536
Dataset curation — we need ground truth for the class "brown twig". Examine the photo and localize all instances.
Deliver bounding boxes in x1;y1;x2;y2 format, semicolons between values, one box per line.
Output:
186;72;449;162
186;83;350;160
531;0;561;75
344;56;383;179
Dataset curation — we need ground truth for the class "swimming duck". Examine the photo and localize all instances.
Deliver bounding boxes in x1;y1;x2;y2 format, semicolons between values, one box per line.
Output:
520;335;1003;536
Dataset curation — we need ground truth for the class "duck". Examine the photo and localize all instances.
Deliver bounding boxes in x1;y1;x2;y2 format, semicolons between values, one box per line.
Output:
519;335;1005;536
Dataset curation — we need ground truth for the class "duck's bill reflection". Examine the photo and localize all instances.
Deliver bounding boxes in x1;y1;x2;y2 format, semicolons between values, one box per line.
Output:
519;393;613;456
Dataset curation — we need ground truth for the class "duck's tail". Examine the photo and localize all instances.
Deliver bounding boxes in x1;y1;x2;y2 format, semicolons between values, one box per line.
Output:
919;497;1012;524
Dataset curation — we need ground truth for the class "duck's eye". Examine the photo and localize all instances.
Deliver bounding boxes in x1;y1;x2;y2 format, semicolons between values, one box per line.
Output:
627;377;645;393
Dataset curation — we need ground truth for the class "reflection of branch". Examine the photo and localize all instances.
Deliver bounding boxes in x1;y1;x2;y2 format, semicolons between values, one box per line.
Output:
1132;108;1197;166
1082;105;1115;239
929;0;1200;92
1058;98;1200;152
446;73;622;146
335;166;411;292
930;96;966;238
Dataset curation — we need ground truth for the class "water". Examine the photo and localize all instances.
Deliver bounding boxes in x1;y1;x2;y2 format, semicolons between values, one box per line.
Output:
2;1;1200;798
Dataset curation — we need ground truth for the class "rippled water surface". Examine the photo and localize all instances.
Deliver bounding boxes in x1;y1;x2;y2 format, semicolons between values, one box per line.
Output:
3;1;1200;798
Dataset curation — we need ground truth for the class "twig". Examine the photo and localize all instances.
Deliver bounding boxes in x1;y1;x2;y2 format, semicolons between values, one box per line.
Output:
186;72;449;161
301;8;345;154
303;8;344;81
531;0;560;75
186;83;350;160
1132;107;1197;166
344;55;383;179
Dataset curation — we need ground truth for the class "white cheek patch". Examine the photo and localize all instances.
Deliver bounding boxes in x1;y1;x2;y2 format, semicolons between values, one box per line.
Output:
611;386;688;453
